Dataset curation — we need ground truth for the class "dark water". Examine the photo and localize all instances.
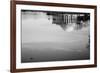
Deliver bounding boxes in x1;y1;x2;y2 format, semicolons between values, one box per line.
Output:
21;42;90;63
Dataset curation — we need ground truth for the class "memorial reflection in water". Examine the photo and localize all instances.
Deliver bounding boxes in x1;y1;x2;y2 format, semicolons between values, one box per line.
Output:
47;12;90;31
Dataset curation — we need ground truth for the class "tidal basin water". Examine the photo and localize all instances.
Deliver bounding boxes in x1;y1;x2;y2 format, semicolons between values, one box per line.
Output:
21;11;90;63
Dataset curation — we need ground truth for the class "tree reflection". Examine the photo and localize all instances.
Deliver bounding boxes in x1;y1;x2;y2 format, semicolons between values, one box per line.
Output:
21;10;90;49
46;12;90;49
